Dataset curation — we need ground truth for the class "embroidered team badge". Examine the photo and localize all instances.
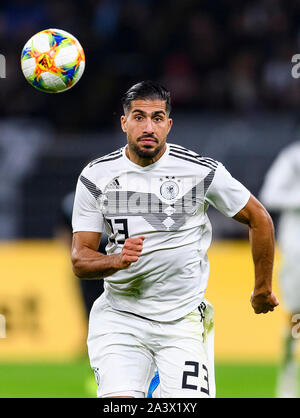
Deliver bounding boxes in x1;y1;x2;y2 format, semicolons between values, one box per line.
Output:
160;178;179;200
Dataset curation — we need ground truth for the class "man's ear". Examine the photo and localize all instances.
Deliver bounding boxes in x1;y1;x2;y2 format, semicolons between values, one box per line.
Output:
167;118;173;134
120;115;127;133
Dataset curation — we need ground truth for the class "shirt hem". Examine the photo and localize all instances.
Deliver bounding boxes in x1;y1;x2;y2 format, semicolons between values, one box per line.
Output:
104;293;205;322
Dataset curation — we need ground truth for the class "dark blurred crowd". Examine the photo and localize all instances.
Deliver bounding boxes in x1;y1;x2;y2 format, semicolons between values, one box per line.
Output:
1;0;300;131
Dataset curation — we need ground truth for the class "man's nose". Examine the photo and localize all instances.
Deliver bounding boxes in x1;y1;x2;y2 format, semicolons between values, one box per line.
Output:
143;118;154;133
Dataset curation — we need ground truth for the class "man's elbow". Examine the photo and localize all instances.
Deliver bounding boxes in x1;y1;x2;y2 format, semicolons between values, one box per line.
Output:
262;206;274;228
71;252;87;279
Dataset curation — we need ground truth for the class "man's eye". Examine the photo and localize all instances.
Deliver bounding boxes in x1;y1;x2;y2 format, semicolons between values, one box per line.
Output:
154;117;162;122
135;115;143;121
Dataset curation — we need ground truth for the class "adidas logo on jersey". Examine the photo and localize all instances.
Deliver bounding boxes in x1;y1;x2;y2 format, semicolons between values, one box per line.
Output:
105;178;122;190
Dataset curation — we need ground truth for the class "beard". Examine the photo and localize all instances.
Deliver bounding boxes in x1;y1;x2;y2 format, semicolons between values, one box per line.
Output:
129;137;165;159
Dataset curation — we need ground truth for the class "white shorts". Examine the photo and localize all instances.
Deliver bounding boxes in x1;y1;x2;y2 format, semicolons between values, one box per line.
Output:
87;298;215;398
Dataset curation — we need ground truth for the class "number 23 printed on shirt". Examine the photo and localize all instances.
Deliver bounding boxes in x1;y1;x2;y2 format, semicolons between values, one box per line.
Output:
106;218;129;245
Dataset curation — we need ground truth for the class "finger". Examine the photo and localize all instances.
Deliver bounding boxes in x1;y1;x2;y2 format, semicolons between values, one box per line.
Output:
255;306;273;314
126;237;143;242
123;249;143;257
123;240;143;249
122;255;139;263
127;235;145;244
255;308;263;314
253;305;265;314
123;247;143;256
124;243;143;251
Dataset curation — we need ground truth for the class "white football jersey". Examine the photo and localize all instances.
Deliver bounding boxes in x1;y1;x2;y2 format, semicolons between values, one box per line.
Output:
260;141;300;257
72;143;250;321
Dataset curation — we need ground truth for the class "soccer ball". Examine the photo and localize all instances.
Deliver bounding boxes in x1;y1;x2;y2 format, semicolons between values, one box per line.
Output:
21;28;85;93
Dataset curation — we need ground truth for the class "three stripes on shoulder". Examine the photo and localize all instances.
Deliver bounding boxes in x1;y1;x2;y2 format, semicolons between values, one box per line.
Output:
89;149;123;168
169;144;218;171
88;144;218;171
80;145;217;200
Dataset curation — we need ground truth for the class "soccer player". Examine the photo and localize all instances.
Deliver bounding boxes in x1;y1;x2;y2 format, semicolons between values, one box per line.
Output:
71;80;279;398
260;141;300;398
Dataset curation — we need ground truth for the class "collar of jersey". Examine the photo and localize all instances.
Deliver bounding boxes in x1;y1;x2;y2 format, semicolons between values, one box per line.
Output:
122;143;170;171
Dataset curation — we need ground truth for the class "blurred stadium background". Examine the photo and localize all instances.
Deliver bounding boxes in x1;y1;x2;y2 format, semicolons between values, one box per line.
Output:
0;0;300;398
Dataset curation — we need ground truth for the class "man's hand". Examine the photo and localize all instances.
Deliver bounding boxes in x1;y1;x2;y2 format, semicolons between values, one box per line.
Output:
233;195;279;315
71;232;145;279
250;291;279;314
115;236;145;269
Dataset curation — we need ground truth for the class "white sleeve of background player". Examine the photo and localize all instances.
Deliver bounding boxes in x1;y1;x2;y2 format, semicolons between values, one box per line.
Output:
72;172;104;233
205;162;251;217
259;143;300;211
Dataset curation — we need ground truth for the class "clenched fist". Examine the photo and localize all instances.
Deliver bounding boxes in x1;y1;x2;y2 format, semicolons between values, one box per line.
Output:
250;291;279;314
115;236;145;269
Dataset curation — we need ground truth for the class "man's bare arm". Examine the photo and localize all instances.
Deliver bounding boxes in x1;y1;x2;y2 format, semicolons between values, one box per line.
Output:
233;194;279;314
71;231;145;279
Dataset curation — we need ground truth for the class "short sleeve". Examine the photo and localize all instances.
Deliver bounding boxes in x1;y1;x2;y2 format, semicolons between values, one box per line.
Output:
72;171;104;233
205;162;251;217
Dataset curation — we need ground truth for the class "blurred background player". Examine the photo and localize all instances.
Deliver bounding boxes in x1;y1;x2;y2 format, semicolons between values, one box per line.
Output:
260;140;300;398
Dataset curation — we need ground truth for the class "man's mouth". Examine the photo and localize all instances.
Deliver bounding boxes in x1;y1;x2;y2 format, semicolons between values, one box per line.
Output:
138;137;158;145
